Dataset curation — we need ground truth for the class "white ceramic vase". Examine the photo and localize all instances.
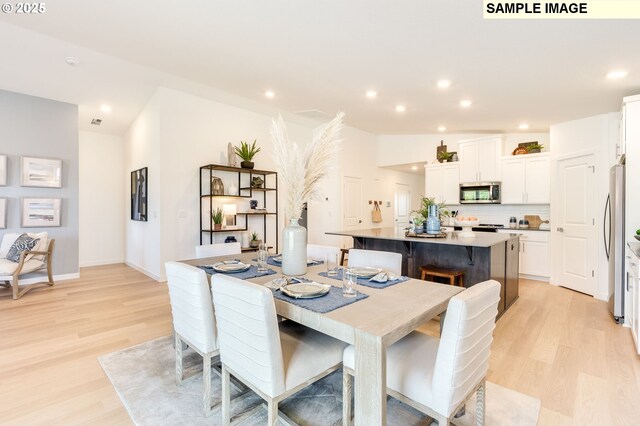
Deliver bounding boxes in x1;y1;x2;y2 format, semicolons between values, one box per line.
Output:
282;218;307;276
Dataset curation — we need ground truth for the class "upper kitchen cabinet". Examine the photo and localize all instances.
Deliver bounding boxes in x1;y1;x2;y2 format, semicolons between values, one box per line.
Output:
425;163;460;205
501;153;550;204
459;135;503;183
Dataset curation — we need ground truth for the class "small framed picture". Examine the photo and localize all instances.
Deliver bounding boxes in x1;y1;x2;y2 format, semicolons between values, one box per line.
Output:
22;198;61;227
21;156;62;188
0;154;6;186
0;198;6;229
131;167;148;221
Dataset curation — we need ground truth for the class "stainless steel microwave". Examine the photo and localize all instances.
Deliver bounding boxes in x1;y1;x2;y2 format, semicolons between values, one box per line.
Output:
459;182;501;204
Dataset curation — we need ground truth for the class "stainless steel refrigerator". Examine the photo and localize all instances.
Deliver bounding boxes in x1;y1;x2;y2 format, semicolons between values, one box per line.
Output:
606;161;625;323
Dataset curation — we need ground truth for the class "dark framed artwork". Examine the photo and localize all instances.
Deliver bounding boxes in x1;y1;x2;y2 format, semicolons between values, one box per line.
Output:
131;167;148;221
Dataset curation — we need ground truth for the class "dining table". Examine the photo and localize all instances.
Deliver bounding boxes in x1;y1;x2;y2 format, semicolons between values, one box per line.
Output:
183;252;464;426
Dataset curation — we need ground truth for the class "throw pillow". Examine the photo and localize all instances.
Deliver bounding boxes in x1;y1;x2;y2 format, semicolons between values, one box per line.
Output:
6;233;40;263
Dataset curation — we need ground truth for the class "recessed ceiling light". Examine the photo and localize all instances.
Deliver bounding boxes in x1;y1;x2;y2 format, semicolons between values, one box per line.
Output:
459;99;473;108
65;56;80;66
606;70;628;79
265;90;275;98
366;90;378;98
437;126;447;132
411;165;418;171
437;79;451;89
518;123;529;130
395;105;406;113
100;105;112;113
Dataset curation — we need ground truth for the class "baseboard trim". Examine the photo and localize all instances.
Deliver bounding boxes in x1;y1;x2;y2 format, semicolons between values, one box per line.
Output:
79;258;124;268
1;272;81;286
124;261;163;282
520;274;550;282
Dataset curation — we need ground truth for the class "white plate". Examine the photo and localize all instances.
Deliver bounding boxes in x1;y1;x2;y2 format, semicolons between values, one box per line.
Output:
212;262;250;273
349;267;382;278
281;282;330;299
272;255;283;263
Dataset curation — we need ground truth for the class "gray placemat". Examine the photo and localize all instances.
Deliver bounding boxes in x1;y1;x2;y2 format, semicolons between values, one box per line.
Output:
272;285;368;314
253;256;323;267
318;270;410;289
196;264;276;279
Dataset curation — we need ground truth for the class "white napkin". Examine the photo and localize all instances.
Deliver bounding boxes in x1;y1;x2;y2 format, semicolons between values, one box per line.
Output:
369;272;399;283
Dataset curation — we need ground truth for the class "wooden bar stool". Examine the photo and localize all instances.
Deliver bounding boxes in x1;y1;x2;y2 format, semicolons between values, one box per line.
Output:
420;265;464;287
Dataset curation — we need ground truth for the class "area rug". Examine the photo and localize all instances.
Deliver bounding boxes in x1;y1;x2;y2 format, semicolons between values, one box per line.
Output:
99;336;540;426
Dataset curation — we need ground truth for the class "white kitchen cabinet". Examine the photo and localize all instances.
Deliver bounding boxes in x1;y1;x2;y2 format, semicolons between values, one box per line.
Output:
500;154;550;204
459;136;502;183
626;250;640;354
425;163;459;205
497;229;550;279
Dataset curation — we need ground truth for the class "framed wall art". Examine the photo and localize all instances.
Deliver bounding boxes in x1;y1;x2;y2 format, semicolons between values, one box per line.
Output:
21;156;62;188
0;154;6;186
131;167;148;221
0;198;6;229
22;198;61;227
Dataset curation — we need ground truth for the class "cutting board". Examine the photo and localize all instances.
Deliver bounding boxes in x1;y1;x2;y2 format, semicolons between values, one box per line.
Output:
525;215;549;230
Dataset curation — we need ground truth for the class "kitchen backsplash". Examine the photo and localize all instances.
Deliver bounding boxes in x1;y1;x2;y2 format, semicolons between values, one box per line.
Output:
445;204;550;227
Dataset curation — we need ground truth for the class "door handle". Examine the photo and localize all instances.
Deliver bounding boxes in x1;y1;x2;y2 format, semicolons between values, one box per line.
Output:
557;227;564;232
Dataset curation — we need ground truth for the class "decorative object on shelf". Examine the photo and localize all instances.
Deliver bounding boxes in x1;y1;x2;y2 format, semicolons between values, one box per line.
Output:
250;199;258;209
436;140;447;163
509;216;517;229
411;213;425;234
210;176;224;195
0;154;6;186
21;156;62;188
224;236;237;243
212;207;224;231
512;146;529;155
228;182;238;196
22;197;61;227
0;198;6;229
235;139;261;169
131;167;148;221
251;176;264;188
241;231;250;248
227;143;237;167
450;152;459;162
437;150;454;163
426;204;441;235
524;143;544;154
513;141;544;155
223;204;236;227
524;215;547;230
249;231;261;248
271;111;345;276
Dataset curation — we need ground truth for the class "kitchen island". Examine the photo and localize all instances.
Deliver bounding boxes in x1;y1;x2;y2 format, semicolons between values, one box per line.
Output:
327;227;520;316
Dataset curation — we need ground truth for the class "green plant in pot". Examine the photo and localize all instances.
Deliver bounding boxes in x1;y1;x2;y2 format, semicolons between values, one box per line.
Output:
437;151;454;163
249;231;261;248
525;143;544;154
416;196;451;221
212;207;224;231
235;139;261;169
411;213;426;233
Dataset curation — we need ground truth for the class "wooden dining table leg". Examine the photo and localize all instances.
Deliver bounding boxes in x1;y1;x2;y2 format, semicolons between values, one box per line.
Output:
354;330;386;426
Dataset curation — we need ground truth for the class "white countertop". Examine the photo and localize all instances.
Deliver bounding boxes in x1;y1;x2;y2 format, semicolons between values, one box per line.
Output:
326;227;517;248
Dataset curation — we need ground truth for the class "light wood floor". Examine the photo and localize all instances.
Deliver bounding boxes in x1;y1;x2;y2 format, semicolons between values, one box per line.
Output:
1;266;639;425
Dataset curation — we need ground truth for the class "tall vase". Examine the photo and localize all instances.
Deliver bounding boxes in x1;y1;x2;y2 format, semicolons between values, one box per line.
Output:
282;218;307;276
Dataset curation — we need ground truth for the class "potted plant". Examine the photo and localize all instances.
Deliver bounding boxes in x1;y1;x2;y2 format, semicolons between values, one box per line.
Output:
249;231;261;248
235;139;261;169
416;196;450;222
411;213;425;233
212;207;224;231
525;143;544;154
437;151;454;163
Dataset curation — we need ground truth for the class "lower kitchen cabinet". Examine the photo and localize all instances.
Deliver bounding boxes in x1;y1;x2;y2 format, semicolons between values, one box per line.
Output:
626;249;640;354
498;229;550;280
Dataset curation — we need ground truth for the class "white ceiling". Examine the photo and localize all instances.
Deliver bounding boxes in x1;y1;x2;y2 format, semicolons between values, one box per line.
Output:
1;0;639;136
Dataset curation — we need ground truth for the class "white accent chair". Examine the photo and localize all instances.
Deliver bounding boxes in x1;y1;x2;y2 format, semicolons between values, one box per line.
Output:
342;280;501;426
211;274;348;425
195;242;241;259
165;261;221;416
0;232;55;300
307;243;340;262
348;248;402;275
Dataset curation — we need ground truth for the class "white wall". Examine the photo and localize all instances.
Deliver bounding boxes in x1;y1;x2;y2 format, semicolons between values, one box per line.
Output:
550;112;620;301
79;131;124;267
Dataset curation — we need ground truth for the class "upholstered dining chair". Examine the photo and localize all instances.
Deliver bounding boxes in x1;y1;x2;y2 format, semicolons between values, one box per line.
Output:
347;248;402;275
195;242;241;259
307;243;340;262
0;232;55;300
165;261;221;416
342;280;501;426
211;274;348;426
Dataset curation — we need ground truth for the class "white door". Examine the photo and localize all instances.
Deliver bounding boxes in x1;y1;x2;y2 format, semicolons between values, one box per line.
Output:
425;167;443;200
394;183;411;228
501;158;526;204
556;154;596;295
441;165;460;205
477;139;500;181
459;143;478;183
342;176;362;248
525;157;551;204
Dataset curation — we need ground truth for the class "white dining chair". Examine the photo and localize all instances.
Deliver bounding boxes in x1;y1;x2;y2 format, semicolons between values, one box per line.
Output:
348;248;402;275
211;274;348;425
307;243;340;262
195;242;241;259
165;261;221;416
342;280;501;426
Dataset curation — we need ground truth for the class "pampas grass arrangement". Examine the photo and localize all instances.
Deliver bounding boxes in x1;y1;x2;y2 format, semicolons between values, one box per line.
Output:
271;112;346;221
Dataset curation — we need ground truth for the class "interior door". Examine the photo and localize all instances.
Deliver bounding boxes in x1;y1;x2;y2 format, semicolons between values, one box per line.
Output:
394;183;411;228
501;158;525;204
342;176;362;247
556;154;596;295
424;167;443;200
459;143;478;183
525;157;551;203
441;165;460;205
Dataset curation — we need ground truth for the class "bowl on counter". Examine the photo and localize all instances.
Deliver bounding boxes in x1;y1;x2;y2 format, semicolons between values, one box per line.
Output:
634;235;640;242
454;218;479;238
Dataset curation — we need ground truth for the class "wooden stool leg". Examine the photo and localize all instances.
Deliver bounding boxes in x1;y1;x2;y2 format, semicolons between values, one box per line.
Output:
449;275;455;286
459;275;464;287
421;270;427;280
